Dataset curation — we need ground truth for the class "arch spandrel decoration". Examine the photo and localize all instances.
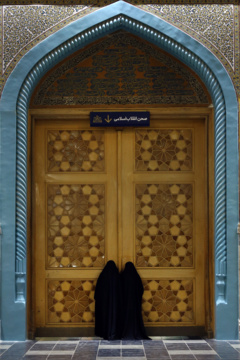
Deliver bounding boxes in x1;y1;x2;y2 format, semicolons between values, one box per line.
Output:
0;0;237;340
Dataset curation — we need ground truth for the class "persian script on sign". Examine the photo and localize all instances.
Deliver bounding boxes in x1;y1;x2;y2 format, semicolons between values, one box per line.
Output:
90;112;150;127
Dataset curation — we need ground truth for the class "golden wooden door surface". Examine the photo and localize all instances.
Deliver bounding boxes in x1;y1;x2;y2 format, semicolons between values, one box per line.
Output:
33;119;118;329
121;118;206;328
33;116;207;332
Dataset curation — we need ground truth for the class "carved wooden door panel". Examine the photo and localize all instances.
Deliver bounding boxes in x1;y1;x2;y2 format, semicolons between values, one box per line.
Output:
33;119;118;331
121;118;207;330
33;116;207;334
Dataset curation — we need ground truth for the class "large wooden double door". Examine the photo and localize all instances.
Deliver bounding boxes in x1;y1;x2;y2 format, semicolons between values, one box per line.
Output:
33;115;207;336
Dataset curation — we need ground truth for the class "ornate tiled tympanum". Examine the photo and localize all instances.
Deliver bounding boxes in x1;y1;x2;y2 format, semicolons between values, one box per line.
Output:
47;130;105;172
48;280;96;324
142;279;194;323
135;129;192;172
136;183;193;268
31;32;209;106
47;184;105;268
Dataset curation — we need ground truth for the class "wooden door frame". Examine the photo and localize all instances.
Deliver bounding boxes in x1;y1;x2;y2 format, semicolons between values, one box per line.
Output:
28;106;214;338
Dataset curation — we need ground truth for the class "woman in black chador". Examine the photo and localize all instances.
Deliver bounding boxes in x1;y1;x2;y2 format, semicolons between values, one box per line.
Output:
94;260;121;340
121;261;150;340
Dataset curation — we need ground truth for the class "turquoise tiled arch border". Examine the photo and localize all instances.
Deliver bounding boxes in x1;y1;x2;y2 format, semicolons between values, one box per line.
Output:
0;1;238;340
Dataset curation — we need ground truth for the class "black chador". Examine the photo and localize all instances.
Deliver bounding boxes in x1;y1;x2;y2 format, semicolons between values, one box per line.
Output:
121;262;150;340
94;260;121;340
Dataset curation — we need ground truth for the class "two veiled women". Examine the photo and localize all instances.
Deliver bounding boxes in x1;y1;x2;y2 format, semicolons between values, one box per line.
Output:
94;261;149;340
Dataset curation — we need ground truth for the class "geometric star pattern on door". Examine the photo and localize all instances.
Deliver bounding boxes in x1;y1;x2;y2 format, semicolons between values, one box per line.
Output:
47;279;193;325
47;280;96;324
47;184;105;268
136;183;193;267
135;129;192;171
142;279;193;323
34;118;206;332
47;130;105;172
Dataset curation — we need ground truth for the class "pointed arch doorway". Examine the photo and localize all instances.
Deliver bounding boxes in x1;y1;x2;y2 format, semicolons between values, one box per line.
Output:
30;30;212;337
0;1;238;340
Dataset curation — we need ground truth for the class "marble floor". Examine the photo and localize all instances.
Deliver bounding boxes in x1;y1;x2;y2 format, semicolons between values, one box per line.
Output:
0;338;240;360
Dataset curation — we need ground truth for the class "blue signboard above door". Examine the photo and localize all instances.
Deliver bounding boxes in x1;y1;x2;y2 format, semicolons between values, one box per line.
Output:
90;112;150;127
